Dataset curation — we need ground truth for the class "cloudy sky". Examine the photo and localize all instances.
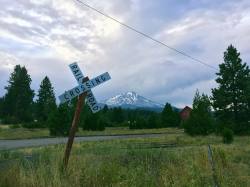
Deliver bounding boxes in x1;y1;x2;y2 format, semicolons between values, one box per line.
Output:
0;0;250;107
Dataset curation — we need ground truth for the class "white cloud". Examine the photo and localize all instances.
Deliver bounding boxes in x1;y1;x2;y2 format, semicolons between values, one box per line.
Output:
0;0;249;107
29;0;51;6
165;18;204;35
25;10;53;23
0;52;20;68
3;15;33;27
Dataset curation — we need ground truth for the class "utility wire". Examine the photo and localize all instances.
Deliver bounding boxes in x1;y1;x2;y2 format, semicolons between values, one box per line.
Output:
75;0;218;71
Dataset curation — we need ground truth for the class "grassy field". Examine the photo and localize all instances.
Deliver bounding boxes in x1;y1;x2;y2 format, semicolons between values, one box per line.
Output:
0;125;182;140
0;131;250;187
0;126;50;140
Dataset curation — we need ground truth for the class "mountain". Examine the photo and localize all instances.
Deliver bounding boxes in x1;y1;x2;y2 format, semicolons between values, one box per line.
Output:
103;91;164;111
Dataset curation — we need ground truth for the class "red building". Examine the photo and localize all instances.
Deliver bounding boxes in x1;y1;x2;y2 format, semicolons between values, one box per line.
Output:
180;106;192;121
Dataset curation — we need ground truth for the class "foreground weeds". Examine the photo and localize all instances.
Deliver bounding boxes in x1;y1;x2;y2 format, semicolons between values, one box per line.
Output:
0;135;250;187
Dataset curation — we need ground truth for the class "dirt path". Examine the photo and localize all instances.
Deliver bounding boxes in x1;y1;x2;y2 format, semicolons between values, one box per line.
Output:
0;133;165;150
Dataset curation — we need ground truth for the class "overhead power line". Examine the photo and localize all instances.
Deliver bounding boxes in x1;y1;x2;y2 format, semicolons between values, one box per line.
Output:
74;0;218;71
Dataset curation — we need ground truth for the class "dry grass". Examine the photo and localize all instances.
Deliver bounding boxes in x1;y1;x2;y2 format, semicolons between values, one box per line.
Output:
0;125;182;140
0;132;250;186
0;126;50;140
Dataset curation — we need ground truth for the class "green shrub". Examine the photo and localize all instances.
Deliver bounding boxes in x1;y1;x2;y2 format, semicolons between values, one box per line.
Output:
183;112;214;136
222;128;234;144
147;114;160;129
183;91;215;136
2;116;19;124
97;116;106;131
9;124;21;129
128;114;162;130
48;104;71;136
83;113;106;131
129;116;147;129
128;120;137;129
22;121;46;129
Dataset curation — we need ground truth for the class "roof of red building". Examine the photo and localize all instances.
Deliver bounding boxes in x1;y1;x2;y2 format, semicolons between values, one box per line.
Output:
180;106;192;114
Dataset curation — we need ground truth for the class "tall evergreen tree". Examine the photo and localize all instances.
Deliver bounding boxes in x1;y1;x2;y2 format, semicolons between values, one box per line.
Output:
247;79;250;116
161;103;180;127
36;76;57;123
102;105;109;113
0;97;4;118
3;65;34;123
211;45;250;134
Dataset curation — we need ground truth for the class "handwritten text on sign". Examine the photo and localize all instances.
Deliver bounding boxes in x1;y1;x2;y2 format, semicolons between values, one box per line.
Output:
59;72;111;104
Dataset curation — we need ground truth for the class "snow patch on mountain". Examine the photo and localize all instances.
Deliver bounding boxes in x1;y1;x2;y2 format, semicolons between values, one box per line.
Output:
103;91;164;109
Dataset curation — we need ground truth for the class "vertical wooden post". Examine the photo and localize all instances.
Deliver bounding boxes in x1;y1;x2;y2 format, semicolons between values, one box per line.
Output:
63;77;89;168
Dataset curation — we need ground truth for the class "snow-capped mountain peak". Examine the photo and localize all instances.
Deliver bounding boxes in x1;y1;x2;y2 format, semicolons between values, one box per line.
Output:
103;91;164;109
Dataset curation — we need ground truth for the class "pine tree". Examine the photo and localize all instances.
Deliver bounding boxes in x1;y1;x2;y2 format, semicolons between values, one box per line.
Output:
83;113;96;130
211;45;250;134
147;114;159;129
112;107;124;124
161;103;180;127
184;90;214;135
36;76;57;124
128;111;137;129
247;79;250;116
0;97;4;118
83;113;105;131
134;116;147;129
98;105;111;127
102;105;109;113
48;104;71;136
3;65;34;123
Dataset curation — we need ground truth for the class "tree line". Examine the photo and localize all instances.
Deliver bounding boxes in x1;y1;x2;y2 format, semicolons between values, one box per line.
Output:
183;45;250;136
0;45;249;136
0;65;180;136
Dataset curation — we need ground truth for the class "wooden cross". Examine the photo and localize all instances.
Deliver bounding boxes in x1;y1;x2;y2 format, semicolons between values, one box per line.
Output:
58;62;111;168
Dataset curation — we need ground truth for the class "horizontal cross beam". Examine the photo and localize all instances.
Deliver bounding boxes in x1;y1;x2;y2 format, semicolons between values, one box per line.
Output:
59;72;111;104
69;62;102;113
